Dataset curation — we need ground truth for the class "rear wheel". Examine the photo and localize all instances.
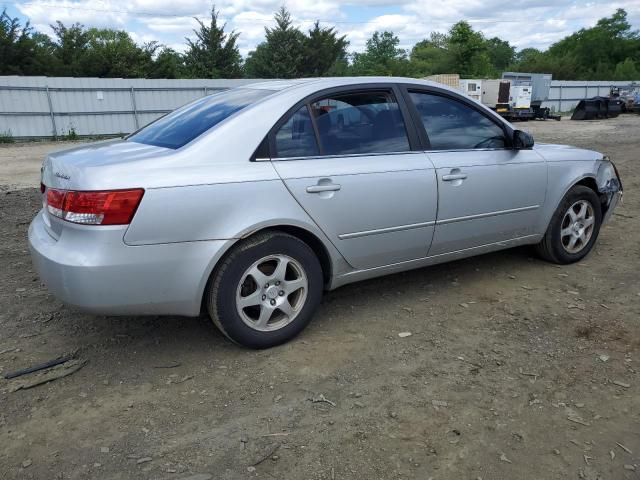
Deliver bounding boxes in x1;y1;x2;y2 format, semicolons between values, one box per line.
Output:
535;185;602;264
206;232;323;349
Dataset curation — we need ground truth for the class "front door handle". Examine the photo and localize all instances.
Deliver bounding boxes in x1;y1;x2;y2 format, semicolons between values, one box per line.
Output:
442;173;468;181
306;184;341;193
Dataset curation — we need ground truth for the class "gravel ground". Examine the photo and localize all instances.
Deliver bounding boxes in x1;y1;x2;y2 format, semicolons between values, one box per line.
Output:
1;115;639;480
0;140;87;189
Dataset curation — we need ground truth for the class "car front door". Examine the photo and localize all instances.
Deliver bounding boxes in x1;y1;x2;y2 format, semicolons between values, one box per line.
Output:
269;87;438;270
404;89;547;256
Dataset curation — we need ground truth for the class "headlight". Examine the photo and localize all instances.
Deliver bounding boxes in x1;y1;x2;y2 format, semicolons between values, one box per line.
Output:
596;161;615;189
596;158;622;193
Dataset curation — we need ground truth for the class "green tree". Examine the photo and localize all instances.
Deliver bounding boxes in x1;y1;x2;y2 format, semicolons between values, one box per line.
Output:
516;8;640;79
184;5;242;78
447;21;492;77
514;47;542;65
613;58;640;80
549;8;637;70
301;21;348;77
149;47;186;78
509;47;577;79
0;9;54;75
50;21;91;76
351;31;411;76
485;37;515;73
79;28;157;77
244;7;306;78
410;23;507;77
30;32;60;73
410;32;452;76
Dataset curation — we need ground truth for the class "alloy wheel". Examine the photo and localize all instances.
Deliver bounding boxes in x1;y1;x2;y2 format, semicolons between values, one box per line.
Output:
235;254;308;332
560;200;595;254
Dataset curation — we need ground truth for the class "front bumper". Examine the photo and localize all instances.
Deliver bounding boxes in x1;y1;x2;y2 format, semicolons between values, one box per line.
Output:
28;210;230;316
603;190;622;224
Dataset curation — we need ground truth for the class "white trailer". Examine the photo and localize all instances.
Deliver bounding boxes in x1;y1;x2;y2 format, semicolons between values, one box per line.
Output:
459;79;483;102
481;79;511;108
509;85;533;109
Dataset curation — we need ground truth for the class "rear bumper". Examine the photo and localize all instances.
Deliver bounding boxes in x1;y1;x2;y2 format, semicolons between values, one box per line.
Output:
28;210;230;316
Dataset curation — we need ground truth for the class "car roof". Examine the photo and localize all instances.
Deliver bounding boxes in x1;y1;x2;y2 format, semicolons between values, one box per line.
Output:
244;77;454;94
243;79;319;91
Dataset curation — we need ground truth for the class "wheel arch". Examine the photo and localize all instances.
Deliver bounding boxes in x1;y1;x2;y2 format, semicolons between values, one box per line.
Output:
198;223;337;315
572;175;615;216
555;174;600;214
538;173;598;237
574;176;598;194
535;176;604;264
263;225;334;286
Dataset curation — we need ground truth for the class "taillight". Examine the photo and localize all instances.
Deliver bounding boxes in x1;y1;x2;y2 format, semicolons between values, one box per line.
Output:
45;187;144;225
46;188;65;219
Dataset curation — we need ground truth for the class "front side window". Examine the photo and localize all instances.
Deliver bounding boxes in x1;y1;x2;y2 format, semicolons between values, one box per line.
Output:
409;91;507;150
310;91;411;156
128;88;273;149
274;106;320;158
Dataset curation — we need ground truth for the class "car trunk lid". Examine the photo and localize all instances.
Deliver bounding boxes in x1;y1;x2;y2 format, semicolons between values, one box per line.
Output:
40;139;169;239
41;139;170;190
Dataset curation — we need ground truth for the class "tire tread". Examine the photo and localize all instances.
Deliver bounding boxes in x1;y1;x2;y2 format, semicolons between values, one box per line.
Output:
535;185;602;265
205;231;322;348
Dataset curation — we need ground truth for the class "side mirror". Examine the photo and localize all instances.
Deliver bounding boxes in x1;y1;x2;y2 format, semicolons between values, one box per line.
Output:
513;130;534;149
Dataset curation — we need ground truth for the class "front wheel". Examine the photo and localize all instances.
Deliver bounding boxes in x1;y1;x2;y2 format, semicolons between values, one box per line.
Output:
535;185;602;264
206;232;323;349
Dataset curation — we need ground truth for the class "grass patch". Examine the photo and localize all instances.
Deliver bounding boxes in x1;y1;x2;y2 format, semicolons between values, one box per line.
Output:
61;127;79;141
0;130;14;143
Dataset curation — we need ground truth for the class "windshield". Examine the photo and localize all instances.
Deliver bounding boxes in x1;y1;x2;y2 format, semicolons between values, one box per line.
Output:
127;88;274;149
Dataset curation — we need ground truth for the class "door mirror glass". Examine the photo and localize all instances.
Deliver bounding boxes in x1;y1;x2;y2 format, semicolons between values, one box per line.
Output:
513;130;534;149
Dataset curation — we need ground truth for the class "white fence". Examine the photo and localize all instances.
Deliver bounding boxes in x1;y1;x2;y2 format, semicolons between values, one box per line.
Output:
0;76;266;139
1;76;639;139
544;80;639;112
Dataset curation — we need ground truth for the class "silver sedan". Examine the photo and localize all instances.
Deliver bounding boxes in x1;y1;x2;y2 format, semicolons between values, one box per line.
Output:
28;77;623;348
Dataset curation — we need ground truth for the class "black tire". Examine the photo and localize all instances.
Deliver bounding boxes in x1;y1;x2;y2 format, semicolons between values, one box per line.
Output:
535;185;602;264
206;231;323;349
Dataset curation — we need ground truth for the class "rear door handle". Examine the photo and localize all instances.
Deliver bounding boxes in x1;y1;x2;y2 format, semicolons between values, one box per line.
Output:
442;173;468;181
306;184;341;193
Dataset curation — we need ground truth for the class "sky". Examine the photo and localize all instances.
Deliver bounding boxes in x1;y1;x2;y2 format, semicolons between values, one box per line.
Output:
5;0;640;57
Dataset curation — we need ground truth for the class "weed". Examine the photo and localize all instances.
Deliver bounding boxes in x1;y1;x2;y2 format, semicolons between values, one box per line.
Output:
0;130;14;143
62;127;79;141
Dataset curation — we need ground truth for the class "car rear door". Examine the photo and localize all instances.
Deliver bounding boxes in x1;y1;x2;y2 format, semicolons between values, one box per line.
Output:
402;88;547;256
269;85;438;270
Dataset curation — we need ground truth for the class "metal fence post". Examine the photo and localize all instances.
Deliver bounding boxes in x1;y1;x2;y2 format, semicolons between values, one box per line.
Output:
203;86;208;97
558;85;562;112
45;86;58;140
130;86;139;130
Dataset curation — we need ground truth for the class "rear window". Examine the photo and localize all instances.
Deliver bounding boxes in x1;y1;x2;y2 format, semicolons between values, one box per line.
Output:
127;88;273;149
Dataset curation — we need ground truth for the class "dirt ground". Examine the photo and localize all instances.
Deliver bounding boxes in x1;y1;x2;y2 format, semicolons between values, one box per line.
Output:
0;141;87;189
1;115;639;480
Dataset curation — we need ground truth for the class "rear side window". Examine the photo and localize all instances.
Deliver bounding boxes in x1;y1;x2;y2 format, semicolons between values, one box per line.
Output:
274;106;320;158
128;88;273;149
310;91;410;156
409;91;507;150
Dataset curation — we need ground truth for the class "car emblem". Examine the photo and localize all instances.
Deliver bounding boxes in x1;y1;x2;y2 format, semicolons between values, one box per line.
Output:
55;172;71;180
